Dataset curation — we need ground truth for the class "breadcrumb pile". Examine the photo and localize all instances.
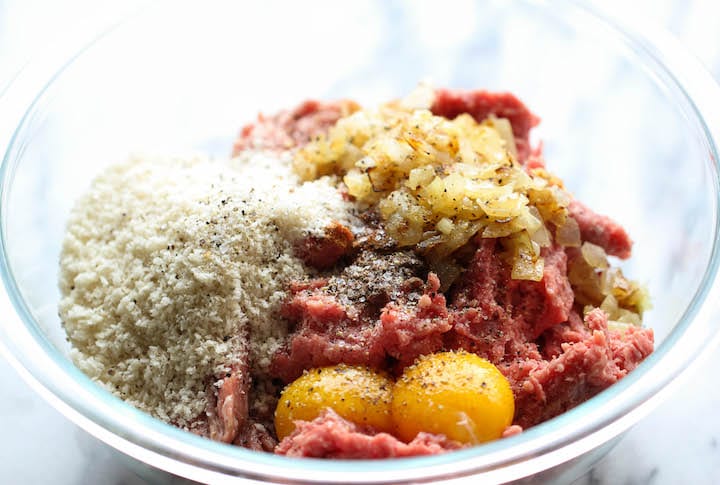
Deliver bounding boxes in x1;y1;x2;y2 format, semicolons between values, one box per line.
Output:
58;151;355;427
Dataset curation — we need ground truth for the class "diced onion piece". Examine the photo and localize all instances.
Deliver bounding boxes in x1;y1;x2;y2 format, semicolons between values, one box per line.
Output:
522;207;550;247
343;169;374;201
572;255;648;325
623;284;652;315
556;216;581;247
610;271;633;300
386;213;423;246
530;224;552;248
368;137;415;174
424;220;482;260
379;191;431;247
505;231;544;281
616;309;642;326
436;217;454;235
530;240;541;258
600;294;619;316
512;252;544;281
293;154;319;181
567;256;604;306
599;267;617;295
510;168;534;191
415;234;443;253
483;220;516;239
355;155;377;172
399;82;437;110
486;116;517;160
444;172;469;207
608;320;634;334
581;242;609;269
478;192;528;219
550;186;571;207
514;207;541;234
406;166;435;190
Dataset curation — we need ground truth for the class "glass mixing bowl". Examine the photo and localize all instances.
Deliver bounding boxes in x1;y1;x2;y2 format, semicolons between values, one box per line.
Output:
2;1;720;483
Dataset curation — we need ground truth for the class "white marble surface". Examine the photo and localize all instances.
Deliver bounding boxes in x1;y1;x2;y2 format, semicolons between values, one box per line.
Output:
2;1;720;484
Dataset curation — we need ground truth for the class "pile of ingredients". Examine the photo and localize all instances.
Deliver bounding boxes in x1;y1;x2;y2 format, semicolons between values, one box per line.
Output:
59;86;653;458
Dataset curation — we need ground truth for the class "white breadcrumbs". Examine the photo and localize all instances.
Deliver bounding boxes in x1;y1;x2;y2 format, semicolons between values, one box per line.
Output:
58;150;355;427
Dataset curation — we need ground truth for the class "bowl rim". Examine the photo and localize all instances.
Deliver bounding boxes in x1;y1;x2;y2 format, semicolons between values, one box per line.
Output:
1;1;720;483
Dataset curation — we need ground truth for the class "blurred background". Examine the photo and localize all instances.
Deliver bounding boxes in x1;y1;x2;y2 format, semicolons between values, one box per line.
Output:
1;0;719;483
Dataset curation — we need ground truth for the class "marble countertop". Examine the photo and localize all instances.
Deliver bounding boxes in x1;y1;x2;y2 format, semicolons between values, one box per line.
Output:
2;1;720;483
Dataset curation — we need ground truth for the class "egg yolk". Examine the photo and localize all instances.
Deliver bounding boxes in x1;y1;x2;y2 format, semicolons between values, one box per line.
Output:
274;364;394;440
392;351;515;444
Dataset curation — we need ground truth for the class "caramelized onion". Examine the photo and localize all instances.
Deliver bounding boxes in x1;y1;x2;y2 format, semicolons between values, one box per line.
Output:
555;217;581;247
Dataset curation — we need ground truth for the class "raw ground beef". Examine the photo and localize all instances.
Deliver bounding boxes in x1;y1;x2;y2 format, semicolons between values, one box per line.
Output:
276;409;462;458
270;251;450;382
208;363;250;444
501;308;653;428
446;239;574;359
232;99;359;155
227;88;654;457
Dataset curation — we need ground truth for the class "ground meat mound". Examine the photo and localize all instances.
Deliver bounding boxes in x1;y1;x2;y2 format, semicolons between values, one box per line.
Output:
446;239;574;362
275;409;461;458
229;87;653;456
270;251;451;382
504;309;653;428
233;100;359;155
